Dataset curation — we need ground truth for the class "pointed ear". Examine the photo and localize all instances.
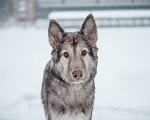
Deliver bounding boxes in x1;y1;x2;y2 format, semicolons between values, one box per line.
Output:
80;14;98;43
48;19;65;47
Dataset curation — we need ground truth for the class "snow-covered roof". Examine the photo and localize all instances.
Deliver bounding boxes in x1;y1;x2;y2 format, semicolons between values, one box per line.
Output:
48;10;150;20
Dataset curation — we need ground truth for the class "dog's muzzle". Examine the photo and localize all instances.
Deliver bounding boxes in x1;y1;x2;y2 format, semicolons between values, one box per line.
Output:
72;70;83;80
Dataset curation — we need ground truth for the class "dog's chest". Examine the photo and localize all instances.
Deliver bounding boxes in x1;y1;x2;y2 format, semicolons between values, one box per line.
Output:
48;82;93;120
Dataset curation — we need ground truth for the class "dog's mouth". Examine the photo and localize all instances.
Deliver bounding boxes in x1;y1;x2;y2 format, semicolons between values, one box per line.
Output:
73;81;83;84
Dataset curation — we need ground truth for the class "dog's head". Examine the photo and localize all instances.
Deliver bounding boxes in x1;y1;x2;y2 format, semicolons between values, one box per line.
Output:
48;14;98;84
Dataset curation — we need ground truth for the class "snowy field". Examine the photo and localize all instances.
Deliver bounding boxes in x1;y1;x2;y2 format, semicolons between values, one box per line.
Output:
0;11;150;120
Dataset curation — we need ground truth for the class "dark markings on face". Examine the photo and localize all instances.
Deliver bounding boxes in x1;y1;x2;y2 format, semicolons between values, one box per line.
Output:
72;37;78;55
83;38;94;58
56;34;67;63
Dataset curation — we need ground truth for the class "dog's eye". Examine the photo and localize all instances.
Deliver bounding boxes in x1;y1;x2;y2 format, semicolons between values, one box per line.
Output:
64;52;69;58
82;50;87;56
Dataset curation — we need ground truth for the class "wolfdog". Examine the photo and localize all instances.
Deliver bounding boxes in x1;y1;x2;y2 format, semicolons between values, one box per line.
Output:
41;14;98;120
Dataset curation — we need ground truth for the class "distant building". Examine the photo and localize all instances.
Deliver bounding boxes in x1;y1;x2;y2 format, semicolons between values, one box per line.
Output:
1;0;150;23
35;0;150;19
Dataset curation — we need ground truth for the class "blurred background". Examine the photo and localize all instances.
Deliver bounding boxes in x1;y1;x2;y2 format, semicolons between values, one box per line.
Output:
0;0;150;120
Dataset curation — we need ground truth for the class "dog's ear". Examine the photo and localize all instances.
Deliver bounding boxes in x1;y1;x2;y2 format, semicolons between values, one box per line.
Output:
48;19;65;47
80;14;98;43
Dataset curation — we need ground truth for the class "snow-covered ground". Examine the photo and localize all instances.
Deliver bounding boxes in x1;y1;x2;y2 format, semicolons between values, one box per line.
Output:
0;10;150;120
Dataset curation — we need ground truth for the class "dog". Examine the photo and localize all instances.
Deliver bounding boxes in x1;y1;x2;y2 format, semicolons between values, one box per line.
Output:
41;14;98;120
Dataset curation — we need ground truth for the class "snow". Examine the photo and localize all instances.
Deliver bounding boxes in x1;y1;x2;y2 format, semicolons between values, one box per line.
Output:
0;10;150;120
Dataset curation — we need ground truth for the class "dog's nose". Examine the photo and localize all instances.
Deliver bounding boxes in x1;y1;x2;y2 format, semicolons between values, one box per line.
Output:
72;70;83;80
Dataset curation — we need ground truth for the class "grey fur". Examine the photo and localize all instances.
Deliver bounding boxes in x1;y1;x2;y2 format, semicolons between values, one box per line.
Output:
41;14;98;120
